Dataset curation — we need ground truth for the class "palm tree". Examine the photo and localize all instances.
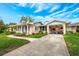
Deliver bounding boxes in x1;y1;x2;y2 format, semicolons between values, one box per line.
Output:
20;16;33;23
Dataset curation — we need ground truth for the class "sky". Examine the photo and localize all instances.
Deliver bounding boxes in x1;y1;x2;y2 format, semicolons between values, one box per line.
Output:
0;3;79;24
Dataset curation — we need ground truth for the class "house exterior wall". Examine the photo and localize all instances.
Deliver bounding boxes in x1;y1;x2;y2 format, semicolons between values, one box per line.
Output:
28;24;35;35
72;26;77;33
31;25;35;34
67;26;72;32
8;20;79;35
34;26;40;33
67;26;77;33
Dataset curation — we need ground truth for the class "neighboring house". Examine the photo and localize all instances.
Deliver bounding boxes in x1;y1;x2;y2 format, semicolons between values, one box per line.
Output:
8;20;79;35
8;25;16;32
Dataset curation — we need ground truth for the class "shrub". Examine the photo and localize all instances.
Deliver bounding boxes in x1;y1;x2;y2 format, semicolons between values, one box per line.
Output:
32;33;35;35
4;31;11;35
15;33;26;37
0;30;4;33
39;31;43;34
4;31;15;35
66;31;73;34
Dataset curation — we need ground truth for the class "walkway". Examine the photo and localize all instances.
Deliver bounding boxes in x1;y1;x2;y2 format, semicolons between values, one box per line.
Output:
3;34;69;56
7;35;38;42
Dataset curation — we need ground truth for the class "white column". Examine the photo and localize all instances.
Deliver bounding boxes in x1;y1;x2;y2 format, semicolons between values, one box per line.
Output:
21;26;23;33
18;26;20;33
23;26;25;33
16;26;19;33
27;25;29;35
63;24;66;34
47;25;50;34
24;26;26;33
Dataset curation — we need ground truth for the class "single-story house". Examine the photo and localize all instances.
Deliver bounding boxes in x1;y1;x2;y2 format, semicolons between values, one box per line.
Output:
8;20;79;35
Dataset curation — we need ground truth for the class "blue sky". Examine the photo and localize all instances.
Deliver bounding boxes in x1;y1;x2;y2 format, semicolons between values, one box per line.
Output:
0;3;79;24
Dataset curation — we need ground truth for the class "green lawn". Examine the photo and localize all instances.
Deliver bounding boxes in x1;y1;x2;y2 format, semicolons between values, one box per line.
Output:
64;33;79;56
0;34;30;55
27;33;47;38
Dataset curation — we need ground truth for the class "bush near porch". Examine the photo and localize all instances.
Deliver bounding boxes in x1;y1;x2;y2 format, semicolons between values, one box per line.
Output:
27;32;47;38
64;32;79;56
0;33;30;55
14;31;47;38
4;31;16;35
15;33;26;37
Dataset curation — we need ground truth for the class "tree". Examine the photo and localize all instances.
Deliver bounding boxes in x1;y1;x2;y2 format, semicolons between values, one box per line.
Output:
20;16;33;23
0;18;5;33
9;23;17;25
0;20;4;28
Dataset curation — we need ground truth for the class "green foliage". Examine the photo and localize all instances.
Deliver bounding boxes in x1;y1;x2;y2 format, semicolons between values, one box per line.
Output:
39;30;43;34
0;18;7;33
4;31;16;35
9;23;17;25
15;33;26;37
0;34;30;55
27;32;47;38
64;33;79;56
20;16;33;23
66;31;73;34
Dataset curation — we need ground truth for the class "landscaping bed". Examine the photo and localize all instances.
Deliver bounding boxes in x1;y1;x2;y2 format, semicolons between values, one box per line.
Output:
27;33;47;38
64;32;79;56
0;34;30;55
14;32;47;38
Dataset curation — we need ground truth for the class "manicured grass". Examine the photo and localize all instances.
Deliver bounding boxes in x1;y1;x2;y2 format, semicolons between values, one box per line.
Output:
27;33;47;38
64;33;79;56
0;34;30;55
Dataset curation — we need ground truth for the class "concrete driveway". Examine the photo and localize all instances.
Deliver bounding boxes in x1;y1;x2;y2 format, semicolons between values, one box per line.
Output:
3;34;69;56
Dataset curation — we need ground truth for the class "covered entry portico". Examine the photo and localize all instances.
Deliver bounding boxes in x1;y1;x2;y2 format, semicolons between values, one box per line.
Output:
46;20;67;34
16;23;35;35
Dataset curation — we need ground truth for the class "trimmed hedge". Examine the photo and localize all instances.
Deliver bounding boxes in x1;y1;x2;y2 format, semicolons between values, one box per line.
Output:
15;33;26;37
4;31;16;35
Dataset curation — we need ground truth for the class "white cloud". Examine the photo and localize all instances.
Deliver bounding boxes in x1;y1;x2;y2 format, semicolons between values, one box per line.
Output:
48;4;77;17
72;8;79;12
34;4;51;13
30;3;36;8
49;5;59;13
32;15;56;23
33;16;45;22
17;3;27;7
31;14;70;24
34;5;42;13
57;8;79;18
54;12;70;17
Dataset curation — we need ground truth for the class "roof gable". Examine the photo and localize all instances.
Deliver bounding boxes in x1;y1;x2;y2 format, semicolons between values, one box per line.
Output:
46;20;67;25
34;22;43;26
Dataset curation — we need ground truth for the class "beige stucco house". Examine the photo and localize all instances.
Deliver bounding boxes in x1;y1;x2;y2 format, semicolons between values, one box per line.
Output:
8;20;79;35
